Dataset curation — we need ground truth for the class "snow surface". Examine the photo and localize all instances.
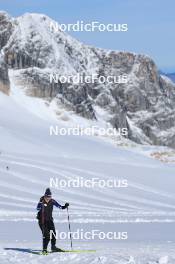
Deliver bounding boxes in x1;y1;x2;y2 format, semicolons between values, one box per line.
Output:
0;71;175;263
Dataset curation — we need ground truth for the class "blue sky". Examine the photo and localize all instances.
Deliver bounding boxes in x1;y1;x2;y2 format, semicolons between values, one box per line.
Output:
0;0;174;72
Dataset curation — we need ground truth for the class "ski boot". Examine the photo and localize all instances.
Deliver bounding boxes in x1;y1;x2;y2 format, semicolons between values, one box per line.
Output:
51;246;64;252
41;249;48;255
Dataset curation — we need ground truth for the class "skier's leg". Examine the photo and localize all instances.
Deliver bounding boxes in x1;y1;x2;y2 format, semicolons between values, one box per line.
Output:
43;222;50;250
39;221;44;249
49;220;57;249
39;221;50;251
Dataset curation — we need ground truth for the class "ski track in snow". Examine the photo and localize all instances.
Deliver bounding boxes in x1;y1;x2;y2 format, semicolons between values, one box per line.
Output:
0;243;175;264
0;153;175;223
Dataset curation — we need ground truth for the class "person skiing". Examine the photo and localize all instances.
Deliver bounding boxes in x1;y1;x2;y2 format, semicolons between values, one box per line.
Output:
36;188;69;254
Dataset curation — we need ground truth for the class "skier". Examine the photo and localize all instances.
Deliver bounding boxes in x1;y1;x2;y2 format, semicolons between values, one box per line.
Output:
36;188;69;254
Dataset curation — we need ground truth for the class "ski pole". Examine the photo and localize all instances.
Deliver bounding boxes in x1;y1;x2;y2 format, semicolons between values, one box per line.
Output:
67;207;73;250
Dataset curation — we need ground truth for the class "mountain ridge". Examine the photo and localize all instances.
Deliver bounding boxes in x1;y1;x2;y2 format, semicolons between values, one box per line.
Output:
0;11;175;148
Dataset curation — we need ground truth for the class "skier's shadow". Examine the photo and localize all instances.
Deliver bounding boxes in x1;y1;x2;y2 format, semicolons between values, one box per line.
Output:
4;247;40;254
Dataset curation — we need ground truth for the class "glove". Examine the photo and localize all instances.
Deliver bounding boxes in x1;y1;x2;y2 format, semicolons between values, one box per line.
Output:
62;202;69;209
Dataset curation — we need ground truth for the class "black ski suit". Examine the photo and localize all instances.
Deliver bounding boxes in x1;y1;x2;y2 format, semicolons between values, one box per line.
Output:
36;196;66;250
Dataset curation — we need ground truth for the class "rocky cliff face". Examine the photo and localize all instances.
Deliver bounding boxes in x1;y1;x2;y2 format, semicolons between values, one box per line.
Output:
0;58;10;95
0;12;13;50
0;12;12;94
0;11;175;148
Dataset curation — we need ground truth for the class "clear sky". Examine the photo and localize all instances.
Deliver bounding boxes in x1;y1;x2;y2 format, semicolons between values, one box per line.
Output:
0;0;174;72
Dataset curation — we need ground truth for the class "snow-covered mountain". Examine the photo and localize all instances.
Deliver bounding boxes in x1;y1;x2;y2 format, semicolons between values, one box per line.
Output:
0;11;175;148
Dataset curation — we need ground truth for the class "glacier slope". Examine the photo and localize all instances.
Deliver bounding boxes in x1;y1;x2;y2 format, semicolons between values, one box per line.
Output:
0;71;175;263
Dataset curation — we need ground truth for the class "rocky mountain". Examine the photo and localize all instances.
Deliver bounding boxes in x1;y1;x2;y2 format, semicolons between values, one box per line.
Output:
0;55;10;95
0;11;175;148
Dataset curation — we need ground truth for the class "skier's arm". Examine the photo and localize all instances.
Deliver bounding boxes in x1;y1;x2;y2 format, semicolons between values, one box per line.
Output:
36;201;42;211
52;199;62;209
36;197;44;211
53;200;69;210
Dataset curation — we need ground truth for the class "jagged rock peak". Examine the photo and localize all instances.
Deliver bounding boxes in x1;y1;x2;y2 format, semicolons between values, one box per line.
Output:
0;12;175;148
